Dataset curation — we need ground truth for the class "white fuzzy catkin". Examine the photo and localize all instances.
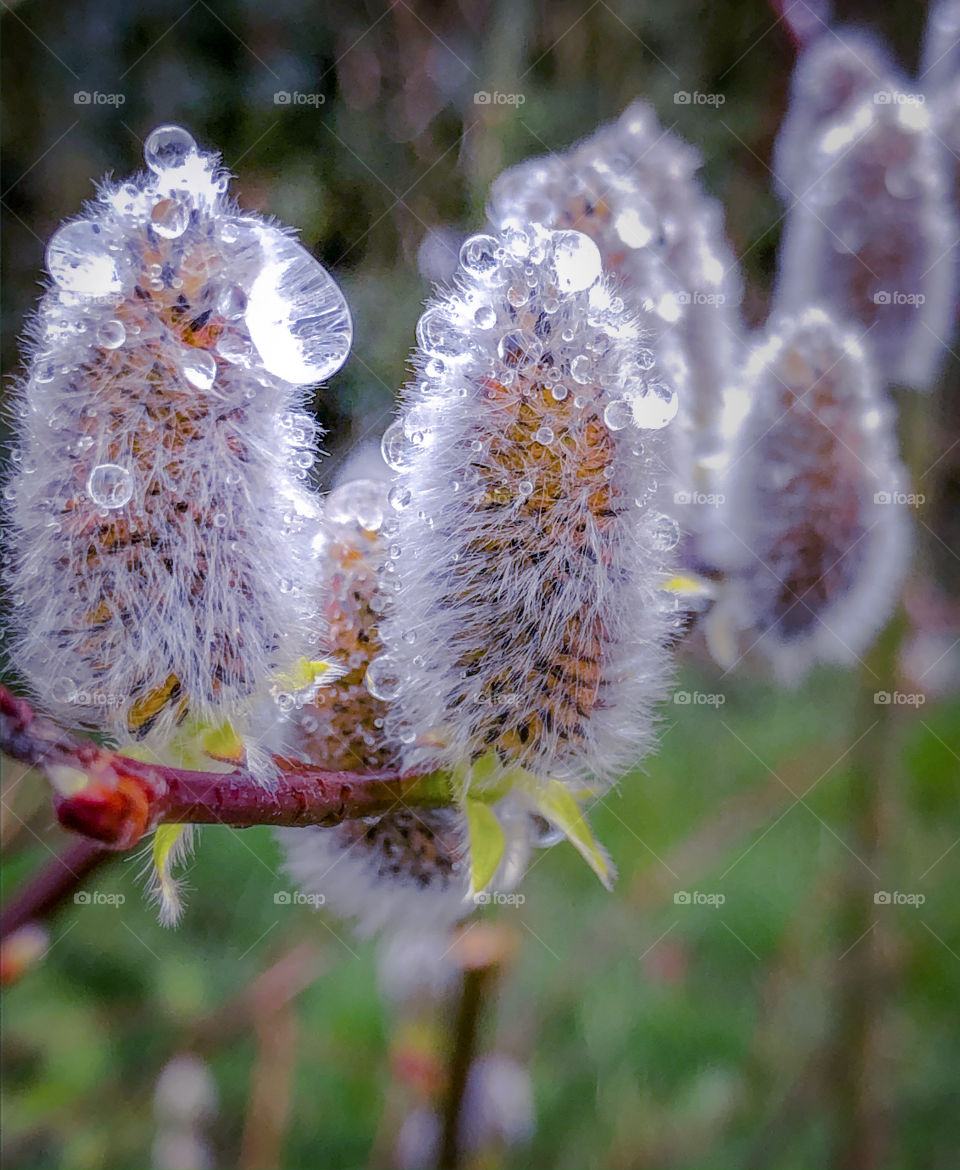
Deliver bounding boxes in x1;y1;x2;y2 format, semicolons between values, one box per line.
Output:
774;89;959;391
487;101;743;497
5;125;352;747
277;479;528;935
921;0;960;97
372;224;678;789
711;307;910;683
771;29;899;203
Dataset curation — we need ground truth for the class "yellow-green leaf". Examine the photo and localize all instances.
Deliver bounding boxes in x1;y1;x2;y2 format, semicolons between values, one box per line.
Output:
465;798;506;891
529;780;616;891
150;823;195;927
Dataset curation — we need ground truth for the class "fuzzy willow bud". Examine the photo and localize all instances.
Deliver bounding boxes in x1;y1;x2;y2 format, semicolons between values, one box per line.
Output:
708;307;910;682
374;224;678;789
6;125;352;747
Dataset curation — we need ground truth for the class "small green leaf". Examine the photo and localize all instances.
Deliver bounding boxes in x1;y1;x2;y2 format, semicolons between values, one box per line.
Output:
465;798;506;891
529;780;616;891
150;823;195;927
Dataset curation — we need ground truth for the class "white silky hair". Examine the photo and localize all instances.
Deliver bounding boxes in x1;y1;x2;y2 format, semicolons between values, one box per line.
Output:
5;125;351;750
372;223;678;790
710;306;911;684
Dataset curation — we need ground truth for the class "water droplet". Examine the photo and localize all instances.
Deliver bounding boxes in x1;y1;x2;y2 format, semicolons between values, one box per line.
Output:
212;512;228;528
474;304;497;330
244;228;352;384
326;479;385;532
498;331;543;369
389;485;412;511
279;577;294;593
150;194;190;239
631;384;679;430
218;284;247;319
417;307;461;356
180;348;217;390
86;463;133;509
603;399;633;430
552;230;603;292
459;233;500;279
424;357;445;379
534;425;554;445
381;420;410;472
46;221;123;296
518;479;534;496
217;331;254;365
96;320;126;349
365;656;402;702
507;284;529;308
144;125;198;174
649;513;681;551
51;677;78;704
275;691;295;712
551;385;568;402
570;354;592;384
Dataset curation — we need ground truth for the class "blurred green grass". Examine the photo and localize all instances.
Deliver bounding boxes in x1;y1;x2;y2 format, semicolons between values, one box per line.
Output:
4;659;959;1169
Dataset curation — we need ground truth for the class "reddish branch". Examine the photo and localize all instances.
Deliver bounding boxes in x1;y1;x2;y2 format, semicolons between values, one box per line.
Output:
0;686;442;852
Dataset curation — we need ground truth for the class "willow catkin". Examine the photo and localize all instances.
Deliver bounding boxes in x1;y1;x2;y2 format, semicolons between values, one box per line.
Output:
487;101;742;502
709;307;910;682
277;479;530;936
774;91;958;391
5;125;352;749
372;224;678;791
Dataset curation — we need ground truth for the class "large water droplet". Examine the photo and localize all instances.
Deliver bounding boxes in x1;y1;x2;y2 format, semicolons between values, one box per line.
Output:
365;655;402;702
631;384;679;430
603;399;633;430
144;125;198;174
649;513;681;551
325;479;385;532
552;230;603;293
46;221;123;296
86;463;133;509
474;304;497;330
150;194;190;239
244;229;352;384
459;233;500;279
570;354;593;384
180;348;217;390
497;331;543;369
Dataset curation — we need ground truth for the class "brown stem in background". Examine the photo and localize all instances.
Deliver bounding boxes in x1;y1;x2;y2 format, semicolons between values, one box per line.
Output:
0;838;110;942
0;686;445;851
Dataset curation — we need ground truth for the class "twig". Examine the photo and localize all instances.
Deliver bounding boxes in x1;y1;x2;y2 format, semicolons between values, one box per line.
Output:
0;686;446;851
0;838;110;941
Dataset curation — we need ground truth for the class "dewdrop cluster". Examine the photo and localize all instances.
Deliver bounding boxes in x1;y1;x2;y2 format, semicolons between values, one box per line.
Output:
711;308;910;683
5;125;352;746
278;478;527;935
774;78;958;391
487;101;742;493
371;224;678;790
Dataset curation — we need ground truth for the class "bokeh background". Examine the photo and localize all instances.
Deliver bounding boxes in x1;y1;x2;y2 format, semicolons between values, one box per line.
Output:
2;1;959;1168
